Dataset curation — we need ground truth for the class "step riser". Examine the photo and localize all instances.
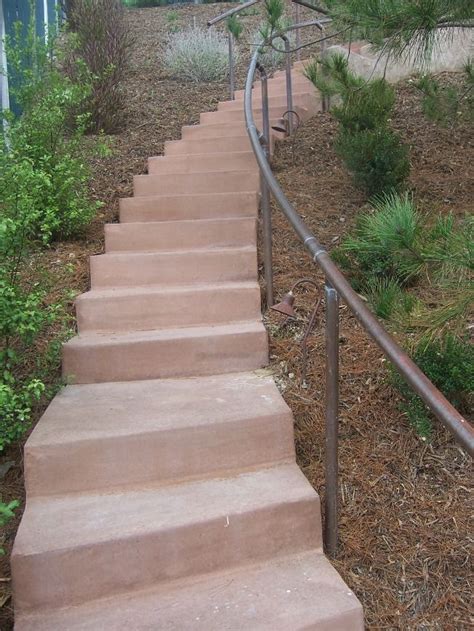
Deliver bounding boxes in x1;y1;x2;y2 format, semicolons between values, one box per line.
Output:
165;135;275;156
147;153;256;175
90;249;257;288
13;495;320;611
199;108;305;125
133;171;259;196
62;325;268;383
119;192;259;223
218;93;316;111
105;218;256;252
76;284;262;332
25;409;295;496
235;79;313;99
165;136;252;155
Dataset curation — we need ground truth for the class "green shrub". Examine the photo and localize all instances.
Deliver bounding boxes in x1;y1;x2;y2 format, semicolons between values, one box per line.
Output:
0;499;20;555
306;53;410;195
340;193;422;284
415;61;474;125
391;335;474;438
0;19;98;451
336;127;410;195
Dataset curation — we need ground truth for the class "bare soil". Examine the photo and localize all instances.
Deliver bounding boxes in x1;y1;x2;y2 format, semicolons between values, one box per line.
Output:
1;5;472;630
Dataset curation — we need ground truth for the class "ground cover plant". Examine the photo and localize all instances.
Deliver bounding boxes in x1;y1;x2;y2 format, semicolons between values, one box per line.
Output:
164;26;233;82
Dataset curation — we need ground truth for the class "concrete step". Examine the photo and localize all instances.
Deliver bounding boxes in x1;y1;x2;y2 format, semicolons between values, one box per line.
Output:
200;105;308;124
104;217;256;252
90;246;257;288
119;191;258;223
147;151;256;175
181;121;281;139
165;135;254;155
235;76;313;99
62;320;268;383
134;169;259;196
15;550;363;630
24;372;294;496
218;91;317;111
12;464;320;612
76;281;261;332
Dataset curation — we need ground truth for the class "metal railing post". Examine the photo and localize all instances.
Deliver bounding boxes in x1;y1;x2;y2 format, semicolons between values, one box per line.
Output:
294;2;301;61
324;282;339;557
228;33;235;100
282;36;294;135
257;63;273;307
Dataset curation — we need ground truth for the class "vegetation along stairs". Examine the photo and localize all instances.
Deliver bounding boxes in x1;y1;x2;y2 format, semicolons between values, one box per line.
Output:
12;61;364;629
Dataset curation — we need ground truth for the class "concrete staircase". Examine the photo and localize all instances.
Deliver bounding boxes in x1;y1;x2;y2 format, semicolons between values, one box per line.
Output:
12;63;364;629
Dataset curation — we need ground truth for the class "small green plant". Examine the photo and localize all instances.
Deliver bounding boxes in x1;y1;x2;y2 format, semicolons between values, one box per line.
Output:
0;499;20;555
165;9;180;31
227;14;243;41
340;193;423;285
415;61;474;125
336;127;410;196
391;335;474;438
164;27;233;82
306;53;410;196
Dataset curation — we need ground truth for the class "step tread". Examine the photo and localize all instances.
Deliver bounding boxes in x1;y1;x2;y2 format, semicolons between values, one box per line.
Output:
65;320;265;347
77;280;260;302
14;464;315;557
95;244;256;258
26;371;289;448
15;551;363;631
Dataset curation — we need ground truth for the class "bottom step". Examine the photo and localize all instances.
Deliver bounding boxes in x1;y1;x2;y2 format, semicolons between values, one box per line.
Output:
15;551;364;630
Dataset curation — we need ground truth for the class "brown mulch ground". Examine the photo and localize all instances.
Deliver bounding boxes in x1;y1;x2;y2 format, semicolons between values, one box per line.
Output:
267;83;473;629
1;5;473;630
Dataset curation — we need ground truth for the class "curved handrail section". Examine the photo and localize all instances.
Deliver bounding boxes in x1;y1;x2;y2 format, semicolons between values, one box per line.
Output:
244;51;474;457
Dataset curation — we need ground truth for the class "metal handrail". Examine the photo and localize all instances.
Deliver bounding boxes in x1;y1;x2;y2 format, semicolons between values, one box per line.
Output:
244;49;474;555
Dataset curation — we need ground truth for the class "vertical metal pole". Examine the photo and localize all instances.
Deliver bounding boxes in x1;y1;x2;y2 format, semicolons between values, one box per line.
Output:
228;33;235;100
294;3;301;61
258;65;273;307
283;36;294;135
324;282;339;557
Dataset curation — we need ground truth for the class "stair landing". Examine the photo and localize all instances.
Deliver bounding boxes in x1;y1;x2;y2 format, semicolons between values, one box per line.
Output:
12;64;363;629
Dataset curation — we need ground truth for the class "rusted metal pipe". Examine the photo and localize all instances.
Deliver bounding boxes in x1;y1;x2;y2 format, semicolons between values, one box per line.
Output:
228;33;235;100
324;283;340;556
257;62;273;307
282;36;294;135
207;0;260;27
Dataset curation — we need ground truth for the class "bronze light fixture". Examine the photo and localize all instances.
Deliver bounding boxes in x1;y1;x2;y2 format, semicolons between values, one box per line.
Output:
271;278;322;383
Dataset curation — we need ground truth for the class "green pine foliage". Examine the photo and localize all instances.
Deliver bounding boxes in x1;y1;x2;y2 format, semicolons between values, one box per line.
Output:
334;193;473;439
305;54;410;196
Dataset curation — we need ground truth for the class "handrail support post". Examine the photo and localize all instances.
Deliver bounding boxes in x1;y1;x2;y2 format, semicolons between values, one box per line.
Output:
282;36;294;135
228;33;235;100
324;281;339;557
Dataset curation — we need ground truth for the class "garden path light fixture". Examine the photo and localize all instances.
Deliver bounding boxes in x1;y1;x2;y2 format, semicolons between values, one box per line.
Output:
271;278;323;383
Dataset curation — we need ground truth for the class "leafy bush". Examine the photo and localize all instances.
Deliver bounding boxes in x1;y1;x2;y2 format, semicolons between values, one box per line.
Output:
164;27;232;82
336;127;410;195
0;499;19;555
391;335;474;438
66;0;133;132
0;20;97;451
